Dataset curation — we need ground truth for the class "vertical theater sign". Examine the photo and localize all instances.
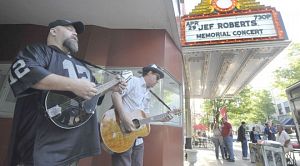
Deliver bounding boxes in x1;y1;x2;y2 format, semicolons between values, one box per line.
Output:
181;0;287;46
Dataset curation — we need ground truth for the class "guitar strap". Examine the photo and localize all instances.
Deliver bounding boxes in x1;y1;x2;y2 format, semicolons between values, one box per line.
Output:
72;56;116;75
74;57;173;113
149;90;172;111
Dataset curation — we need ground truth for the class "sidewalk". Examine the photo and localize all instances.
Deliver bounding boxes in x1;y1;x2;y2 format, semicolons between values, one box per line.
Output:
184;141;300;166
184;141;254;166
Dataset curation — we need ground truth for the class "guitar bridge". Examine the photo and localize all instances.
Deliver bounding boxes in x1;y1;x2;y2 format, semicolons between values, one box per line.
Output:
47;105;62;118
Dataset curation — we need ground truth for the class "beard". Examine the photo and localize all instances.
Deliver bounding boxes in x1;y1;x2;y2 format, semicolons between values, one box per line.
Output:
63;38;78;54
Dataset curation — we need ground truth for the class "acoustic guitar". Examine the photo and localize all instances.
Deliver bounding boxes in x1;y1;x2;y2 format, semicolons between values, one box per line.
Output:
100;109;181;153
44;71;132;129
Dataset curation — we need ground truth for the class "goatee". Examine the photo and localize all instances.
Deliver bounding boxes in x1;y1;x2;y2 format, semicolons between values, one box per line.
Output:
63;38;78;54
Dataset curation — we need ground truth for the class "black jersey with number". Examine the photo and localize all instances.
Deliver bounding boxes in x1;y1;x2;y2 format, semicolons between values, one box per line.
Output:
8;44;102;166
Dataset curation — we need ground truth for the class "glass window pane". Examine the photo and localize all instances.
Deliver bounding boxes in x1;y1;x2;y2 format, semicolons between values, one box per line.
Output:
102;66;182;127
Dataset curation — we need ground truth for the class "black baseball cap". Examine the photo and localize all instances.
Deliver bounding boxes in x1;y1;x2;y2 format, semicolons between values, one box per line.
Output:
142;64;164;79
48;19;85;34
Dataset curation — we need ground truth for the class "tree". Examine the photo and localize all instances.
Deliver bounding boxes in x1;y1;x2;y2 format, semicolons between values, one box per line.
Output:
250;90;276;122
202;87;276;128
273;42;300;97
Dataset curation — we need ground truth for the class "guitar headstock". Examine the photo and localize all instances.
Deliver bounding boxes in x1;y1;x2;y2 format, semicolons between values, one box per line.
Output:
160;109;181;122
121;70;133;82
169;109;181;116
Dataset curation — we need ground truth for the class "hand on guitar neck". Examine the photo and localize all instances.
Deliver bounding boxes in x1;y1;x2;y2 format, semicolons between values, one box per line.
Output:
110;79;127;94
160;109;179;122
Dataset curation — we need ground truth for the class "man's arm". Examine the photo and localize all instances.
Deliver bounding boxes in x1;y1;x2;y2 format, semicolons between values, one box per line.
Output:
284;139;291;147
32;74;97;100
111;92;135;132
283;132;291;147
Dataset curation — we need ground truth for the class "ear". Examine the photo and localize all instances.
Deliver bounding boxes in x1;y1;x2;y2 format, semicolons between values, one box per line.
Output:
49;28;56;36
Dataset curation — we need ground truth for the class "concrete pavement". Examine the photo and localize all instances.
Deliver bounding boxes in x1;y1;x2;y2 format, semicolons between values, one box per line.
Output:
184;141;254;166
184;141;300;166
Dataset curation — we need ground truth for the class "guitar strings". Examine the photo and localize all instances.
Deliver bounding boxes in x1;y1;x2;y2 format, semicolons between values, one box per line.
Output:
49;75;132;111
48;74;132;119
53;82;116;111
48;80;119;114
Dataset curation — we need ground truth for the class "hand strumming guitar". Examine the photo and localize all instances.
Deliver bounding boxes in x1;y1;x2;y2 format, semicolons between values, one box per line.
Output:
32;74;98;100
111;91;136;132
120;114;136;133
70;79;98;100
100;107;182;153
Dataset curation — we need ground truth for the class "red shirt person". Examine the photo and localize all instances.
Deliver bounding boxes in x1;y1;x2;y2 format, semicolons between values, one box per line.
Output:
222;120;232;137
221;118;235;162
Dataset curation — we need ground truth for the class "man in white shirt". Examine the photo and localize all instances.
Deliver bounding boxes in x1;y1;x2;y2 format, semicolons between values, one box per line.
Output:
276;125;293;153
110;64;174;166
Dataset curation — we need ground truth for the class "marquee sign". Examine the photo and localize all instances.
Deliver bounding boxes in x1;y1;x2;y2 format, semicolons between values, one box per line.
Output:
181;8;287;46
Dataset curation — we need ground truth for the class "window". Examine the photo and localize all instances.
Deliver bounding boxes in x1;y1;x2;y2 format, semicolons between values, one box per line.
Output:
95;66;183;127
283;101;290;113
0;64;16;118
277;103;283;115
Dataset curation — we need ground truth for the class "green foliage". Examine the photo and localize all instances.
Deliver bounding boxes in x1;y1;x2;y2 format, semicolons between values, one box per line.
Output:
200;43;300;128
202;87;276;128
273;42;300;97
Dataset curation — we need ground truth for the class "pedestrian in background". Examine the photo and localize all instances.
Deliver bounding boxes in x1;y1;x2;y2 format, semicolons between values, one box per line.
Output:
264;122;276;141
221;118;235;162
237;122;249;160
276;125;293;153
250;126;261;143
212;123;225;160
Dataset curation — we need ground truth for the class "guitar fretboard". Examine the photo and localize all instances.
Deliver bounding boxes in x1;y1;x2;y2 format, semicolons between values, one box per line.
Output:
95;79;119;95
139;113;168;125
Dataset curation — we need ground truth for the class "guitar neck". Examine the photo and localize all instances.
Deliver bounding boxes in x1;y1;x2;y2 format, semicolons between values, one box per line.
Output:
96;79;119;95
139;112;169;125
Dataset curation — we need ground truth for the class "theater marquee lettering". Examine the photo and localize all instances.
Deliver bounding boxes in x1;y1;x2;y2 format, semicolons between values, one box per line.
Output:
185;13;277;42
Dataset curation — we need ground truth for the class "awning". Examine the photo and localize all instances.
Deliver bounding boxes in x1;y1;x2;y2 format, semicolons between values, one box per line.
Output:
280;118;295;126
193;124;208;131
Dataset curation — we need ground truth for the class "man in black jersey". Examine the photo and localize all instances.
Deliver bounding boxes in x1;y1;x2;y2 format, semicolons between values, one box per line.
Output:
7;19;124;166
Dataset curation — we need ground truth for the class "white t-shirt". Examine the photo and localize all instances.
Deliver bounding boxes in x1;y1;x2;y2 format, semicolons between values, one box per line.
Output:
277;130;293;152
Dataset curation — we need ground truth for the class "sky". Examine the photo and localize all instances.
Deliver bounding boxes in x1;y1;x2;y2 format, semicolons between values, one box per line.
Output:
184;0;300;90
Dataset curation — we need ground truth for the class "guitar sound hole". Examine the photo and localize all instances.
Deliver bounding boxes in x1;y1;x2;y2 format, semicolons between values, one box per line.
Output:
132;119;140;129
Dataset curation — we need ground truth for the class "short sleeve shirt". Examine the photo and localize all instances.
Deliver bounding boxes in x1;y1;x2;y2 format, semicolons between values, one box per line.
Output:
120;76;150;145
221;122;232;137
277;130;293;150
